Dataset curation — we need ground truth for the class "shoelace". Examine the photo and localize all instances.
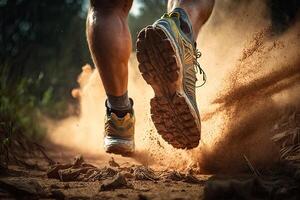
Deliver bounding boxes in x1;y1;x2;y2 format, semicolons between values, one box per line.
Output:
194;49;207;88
163;12;207;88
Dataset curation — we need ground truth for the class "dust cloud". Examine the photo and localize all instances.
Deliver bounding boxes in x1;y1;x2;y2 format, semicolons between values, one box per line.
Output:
195;0;300;173
47;54;195;169
47;0;300;173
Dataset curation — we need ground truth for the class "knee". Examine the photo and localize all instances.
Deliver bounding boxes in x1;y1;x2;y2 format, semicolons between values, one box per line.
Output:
89;0;133;15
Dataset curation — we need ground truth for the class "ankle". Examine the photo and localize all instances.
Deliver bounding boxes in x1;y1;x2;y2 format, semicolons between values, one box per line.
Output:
172;0;215;36
106;92;133;117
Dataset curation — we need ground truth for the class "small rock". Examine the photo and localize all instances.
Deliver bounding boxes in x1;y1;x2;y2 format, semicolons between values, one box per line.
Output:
47;163;72;179
164;171;184;181
100;173;132;191
73;155;84;167
99;166;118;179
183;173;203;184
122;172;134;179
134;166;158;181
109;157;120;168
58;168;83;181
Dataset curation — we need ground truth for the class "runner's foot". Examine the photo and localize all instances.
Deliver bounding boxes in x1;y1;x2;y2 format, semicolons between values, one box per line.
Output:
136;8;205;149
103;99;135;156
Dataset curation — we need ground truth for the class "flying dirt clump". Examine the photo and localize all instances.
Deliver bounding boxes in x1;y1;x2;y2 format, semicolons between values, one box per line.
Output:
196;21;300;173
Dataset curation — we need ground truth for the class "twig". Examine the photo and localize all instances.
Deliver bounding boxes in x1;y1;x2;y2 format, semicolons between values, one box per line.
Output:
34;142;56;165
243;154;261;177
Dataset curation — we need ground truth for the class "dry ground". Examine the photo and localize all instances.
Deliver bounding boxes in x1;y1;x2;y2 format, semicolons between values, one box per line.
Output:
1;148;299;200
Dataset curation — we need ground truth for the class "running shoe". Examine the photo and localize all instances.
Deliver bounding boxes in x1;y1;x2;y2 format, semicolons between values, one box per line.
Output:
136;8;205;149
103;99;135;155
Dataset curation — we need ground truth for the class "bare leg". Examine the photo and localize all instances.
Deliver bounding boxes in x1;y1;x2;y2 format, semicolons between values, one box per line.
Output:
168;0;215;37
86;0;135;156
86;0;133;96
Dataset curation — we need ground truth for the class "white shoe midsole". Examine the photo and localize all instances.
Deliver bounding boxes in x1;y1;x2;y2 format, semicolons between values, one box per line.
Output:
104;136;134;151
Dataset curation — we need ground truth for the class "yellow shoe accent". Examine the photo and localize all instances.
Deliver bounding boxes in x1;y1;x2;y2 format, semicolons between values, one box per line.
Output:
104;107;135;156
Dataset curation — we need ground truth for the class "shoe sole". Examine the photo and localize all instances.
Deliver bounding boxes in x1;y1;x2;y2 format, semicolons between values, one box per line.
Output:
136;25;200;149
105;146;134;157
104;137;134;157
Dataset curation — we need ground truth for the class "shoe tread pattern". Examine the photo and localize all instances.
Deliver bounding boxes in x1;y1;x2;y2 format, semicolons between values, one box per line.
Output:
136;26;200;149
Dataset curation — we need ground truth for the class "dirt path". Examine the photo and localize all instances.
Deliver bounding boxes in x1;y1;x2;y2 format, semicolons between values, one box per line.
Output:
0;173;207;199
1;150;299;200
0;153;209;200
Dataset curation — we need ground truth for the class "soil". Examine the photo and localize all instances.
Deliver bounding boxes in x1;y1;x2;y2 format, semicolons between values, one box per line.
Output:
1;148;299;200
0;152;210;200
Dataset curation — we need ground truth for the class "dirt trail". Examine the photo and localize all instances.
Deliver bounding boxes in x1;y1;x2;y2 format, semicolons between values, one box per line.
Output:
0;151;210;199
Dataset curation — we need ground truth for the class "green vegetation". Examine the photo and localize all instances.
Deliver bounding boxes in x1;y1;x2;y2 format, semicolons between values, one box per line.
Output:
0;0;90;142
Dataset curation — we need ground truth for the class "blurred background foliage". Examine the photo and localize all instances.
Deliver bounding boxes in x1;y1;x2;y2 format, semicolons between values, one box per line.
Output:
129;0;166;46
0;0;166;141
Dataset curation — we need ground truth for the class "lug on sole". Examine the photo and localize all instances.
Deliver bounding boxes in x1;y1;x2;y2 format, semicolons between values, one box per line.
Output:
136;25;200;149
